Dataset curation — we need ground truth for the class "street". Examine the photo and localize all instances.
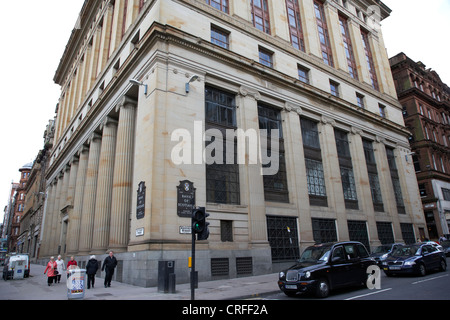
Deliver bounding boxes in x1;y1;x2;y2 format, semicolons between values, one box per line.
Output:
264;257;450;300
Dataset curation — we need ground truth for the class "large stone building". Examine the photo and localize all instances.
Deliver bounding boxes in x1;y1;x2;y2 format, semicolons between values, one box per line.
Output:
40;0;427;286
390;52;450;240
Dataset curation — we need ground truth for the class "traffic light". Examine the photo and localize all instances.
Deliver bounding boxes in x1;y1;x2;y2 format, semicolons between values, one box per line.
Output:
192;207;209;240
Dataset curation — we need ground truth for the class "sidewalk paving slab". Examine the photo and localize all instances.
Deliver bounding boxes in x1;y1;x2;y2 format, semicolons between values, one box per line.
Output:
0;263;280;300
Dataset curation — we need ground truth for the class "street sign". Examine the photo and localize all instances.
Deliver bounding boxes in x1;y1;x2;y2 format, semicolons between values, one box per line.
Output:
177;180;195;217
180;226;192;234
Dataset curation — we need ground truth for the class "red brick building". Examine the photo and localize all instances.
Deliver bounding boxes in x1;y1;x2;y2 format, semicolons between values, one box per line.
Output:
390;53;450;240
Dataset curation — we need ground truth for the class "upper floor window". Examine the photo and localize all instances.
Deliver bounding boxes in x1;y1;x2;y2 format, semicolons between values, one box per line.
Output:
314;1;334;67
206;0;229;13
339;15;358;80
251;0;271;34
259;47;273;68
330;80;340;97
286;0;305;52
361;29;379;91
211;25;230;49
297;65;310;84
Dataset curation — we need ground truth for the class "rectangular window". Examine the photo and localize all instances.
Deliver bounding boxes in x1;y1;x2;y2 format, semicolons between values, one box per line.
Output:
330;80;339;97
443;188;450;201
205;86;240;205
301;118;327;206
348;220;369;250
297;65;310;84
312;218;337;243
363;139;383;212
258;104;289;202
379;104;386;118
339;15;358;80
206;0;229;13
376;222;394;245
267;216;300;261
258;47;273;68
220;220;233;242
251;0;270;34
314;1;334;67
356;93;365;108
211;25;229;49
361;29;379;91
335;129;358;209
386;147;405;214
286;0;305;52
400;223;416;244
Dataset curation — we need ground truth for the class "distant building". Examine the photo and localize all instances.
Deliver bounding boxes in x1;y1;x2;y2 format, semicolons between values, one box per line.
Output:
390;52;450;239
41;0;426;286
18;120;54;261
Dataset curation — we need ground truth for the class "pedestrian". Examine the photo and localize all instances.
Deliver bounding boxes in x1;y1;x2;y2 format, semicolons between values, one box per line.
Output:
44;256;57;286
67;256;78;271
86;255;98;289
55;255;65;283
102;251;117;288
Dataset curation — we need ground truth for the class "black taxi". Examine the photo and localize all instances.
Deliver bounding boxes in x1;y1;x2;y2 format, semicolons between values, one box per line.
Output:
278;241;376;298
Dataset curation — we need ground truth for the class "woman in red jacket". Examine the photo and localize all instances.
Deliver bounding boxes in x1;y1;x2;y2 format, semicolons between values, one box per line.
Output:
44;256;57;286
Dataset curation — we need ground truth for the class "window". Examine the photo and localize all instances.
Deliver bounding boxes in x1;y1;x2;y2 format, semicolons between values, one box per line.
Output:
312;218;337;243
267;216;300;261
376;222;394;245
205;86;240;204
335;129;358;209
363;139;383;212
314;1;334;67
297;65;309;84
348;221;369;250
206;0;229;13
330;80;339;97
361;29;379;91
211;26;229;49
258;47;273;68
302;118;327;206
400;223;416;244
258;104;289;202
339;15;358;80
286;0;305;52
356;93;365;108
221;220;233;242
379;104;386;118
386;147;405;214
251;0;270;34
442;188;450;201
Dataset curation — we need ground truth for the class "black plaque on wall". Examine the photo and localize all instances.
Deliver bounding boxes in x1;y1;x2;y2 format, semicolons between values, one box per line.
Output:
137;181;146;219
177;180;195;217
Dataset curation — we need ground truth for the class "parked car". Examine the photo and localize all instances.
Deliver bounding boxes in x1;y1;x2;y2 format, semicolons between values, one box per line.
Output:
381;243;446;277
422;241;444;252
278;241;376;298
440;240;450;257
2;254;30;280
370;243;404;266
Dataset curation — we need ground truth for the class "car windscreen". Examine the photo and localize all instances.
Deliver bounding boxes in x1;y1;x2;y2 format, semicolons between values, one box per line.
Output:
392;245;419;257
299;246;332;263
372;245;391;254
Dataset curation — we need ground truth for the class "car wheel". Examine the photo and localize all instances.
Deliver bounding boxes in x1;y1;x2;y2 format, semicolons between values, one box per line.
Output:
439;259;447;272
315;279;330;298
418;263;426;277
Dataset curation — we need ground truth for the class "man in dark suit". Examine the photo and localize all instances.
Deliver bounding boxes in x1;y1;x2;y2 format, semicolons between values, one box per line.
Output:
102;251;118;288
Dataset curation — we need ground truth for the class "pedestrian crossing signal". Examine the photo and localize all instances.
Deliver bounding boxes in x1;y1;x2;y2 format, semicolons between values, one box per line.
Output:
192;207;209;240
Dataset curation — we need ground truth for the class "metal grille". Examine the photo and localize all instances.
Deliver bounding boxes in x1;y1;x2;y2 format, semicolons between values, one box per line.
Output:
236;257;253;276
348;220;370;251
286;270;299;282
266;216;300;261
312;218;337;244
376;222;394;245
400;223;416;244
211;258;229;277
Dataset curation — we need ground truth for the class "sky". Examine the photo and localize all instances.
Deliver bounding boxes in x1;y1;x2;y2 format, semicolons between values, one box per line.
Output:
0;1;449;223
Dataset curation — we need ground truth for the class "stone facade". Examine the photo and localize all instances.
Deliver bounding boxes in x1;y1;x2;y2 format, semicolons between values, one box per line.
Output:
40;0;427;286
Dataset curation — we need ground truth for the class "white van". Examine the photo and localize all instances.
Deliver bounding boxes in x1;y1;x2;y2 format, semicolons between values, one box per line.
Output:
2;254;30;280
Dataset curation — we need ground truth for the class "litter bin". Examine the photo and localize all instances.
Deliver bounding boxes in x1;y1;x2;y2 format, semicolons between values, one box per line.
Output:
158;261;176;293
67;269;86;300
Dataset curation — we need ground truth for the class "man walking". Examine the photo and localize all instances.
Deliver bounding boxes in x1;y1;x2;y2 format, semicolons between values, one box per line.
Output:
102;251;118;288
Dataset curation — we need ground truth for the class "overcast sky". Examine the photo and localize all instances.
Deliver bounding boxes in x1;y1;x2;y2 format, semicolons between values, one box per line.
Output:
1;1;449;223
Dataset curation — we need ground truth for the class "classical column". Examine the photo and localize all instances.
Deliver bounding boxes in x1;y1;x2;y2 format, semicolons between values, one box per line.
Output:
41;180;57;257
49;173;63;255
67;146;89;255
78;133;102;254
91;117;118;253
109;96;137;251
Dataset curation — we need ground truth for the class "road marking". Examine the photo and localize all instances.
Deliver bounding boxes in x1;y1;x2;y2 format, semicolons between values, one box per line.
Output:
412;274;448;285
345;288;392;300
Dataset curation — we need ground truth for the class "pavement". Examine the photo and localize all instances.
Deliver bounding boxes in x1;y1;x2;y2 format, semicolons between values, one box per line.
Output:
0;263;280;300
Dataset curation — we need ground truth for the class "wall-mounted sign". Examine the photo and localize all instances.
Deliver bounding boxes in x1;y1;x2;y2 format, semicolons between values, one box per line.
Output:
137;181;146;219
136;227;144;237
177;180;195;217
179;226;192;234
